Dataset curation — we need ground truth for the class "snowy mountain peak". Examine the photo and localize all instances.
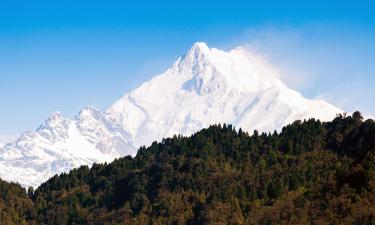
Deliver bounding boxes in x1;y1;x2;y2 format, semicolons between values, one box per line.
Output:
173;42;284;95
174;42;213;75
79;105;97;113
37;111;66;130
0;42;343;188
77;106;101;119
187;42;211;57
108;42;342;148
44;111;63;122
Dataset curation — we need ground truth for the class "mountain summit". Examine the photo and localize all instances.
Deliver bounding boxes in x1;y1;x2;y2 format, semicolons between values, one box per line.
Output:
0;42;342;187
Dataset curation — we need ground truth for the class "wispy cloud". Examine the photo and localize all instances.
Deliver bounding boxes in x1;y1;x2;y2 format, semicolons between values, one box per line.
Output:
228;24;375;115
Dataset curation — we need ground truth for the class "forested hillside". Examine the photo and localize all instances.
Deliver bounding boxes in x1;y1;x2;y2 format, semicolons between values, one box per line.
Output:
1;112;375;225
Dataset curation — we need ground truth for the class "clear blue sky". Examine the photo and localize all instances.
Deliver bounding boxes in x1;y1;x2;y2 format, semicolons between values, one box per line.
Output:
1;0;375;135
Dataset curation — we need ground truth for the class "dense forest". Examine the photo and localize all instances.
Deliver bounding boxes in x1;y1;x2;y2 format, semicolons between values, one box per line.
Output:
1;112;375;224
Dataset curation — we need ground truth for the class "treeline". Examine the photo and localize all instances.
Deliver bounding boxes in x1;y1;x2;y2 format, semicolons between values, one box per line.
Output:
1;112;375;224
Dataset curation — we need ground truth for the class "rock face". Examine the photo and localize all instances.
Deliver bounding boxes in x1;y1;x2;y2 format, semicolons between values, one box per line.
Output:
0;42;342;188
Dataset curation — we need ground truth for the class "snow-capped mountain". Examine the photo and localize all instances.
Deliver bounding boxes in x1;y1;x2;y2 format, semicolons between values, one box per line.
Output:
107;42;341;148
0;108;135;187
0;42;342;188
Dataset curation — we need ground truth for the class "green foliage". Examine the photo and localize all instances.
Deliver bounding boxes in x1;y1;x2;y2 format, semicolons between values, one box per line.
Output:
0;179;32;225
1;112;375;224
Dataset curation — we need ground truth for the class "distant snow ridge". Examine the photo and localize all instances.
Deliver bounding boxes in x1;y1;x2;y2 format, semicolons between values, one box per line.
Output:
0;42;342;188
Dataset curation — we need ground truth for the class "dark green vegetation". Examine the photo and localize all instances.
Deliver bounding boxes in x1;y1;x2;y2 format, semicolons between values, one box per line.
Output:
1;112;375;225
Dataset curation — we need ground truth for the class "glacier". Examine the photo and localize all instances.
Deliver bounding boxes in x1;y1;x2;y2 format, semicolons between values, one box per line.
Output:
0;42;342;188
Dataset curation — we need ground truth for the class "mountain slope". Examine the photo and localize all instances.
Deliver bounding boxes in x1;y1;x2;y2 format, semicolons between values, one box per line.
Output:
1;113;375;225
0;42;342;188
